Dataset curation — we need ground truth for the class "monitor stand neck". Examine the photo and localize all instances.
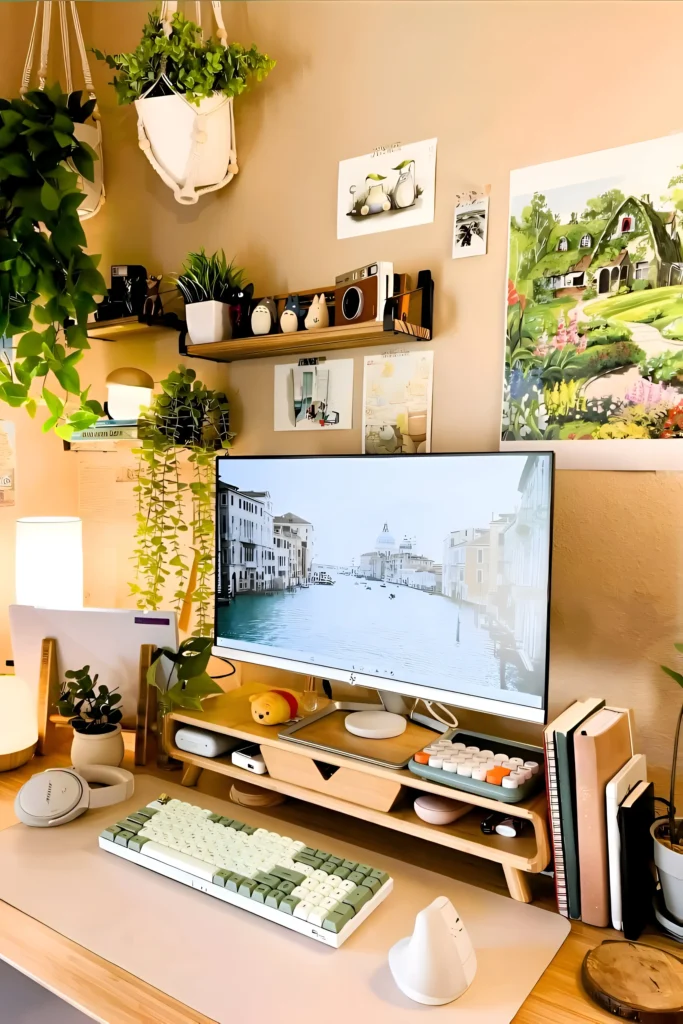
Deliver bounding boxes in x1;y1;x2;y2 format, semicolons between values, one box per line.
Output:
377;690;411;717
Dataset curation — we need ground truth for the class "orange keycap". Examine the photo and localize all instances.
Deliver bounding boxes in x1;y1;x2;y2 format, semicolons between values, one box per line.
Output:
414;751;430;764
485;766;511;786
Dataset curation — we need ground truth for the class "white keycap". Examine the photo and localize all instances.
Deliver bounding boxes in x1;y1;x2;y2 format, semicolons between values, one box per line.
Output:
327;875;342;887
509;757;524;766
139;842;216;881
428;757;444;769
308;907;329;927
502;776;519;789
312;870;329;881
423;746;440;754
291;840;306;852
502;760;516;770
480;750;494;758
330;887;347;901
306;892;322;906
339;880;356;893
465;745;480;753
293;901;313;920
316;883;333;897
457;763;473;777
443;762;459;773
451;743;466;751
297;864;315;877
493;753;506;764
524;761;540;774
320;896;339;911
302;877;319;891
472;767;487;781
291;885;308;899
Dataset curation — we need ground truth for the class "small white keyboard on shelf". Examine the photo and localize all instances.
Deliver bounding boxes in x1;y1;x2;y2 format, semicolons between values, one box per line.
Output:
99;795;393;948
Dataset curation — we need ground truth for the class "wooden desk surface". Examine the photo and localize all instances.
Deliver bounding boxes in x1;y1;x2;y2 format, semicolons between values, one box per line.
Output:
0;737;678;1024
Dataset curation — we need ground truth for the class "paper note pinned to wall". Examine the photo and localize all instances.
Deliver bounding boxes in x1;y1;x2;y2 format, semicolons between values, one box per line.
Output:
0;420;16;507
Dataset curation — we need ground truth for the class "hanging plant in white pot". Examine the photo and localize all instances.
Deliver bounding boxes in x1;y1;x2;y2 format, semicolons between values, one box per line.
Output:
94;3;274;205
176;249;252;344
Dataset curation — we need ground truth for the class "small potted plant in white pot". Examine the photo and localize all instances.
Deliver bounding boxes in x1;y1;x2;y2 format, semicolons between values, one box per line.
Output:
57;667;124;771
176;249;251;344
652;642;683;923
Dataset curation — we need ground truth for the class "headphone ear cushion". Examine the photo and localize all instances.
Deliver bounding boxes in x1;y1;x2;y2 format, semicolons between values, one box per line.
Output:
79;765;135;808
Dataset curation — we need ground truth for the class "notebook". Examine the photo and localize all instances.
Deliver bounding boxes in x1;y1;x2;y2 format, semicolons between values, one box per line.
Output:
618;780;655;940
552;698;605;919
575;707;632;927
606;754;647;930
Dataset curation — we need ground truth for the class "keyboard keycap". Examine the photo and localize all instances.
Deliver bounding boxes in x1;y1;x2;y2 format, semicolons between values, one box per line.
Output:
140;841;215;880
279;896;300;915
342;885;372;912
322;906;355;933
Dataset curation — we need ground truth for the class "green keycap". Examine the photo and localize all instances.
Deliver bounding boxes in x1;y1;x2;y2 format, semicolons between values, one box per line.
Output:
128;835;151;853
254;872;280;888
99;825;122;842
271;866;306;885
212;870;232;887
318;862;336;875
251;884;272;904
293;854;323;868
302;846;318;857
347;871;365;886
279;896;300;915
226;874;246;893
127;813;150;826
218;817;234;827
342;885;372;912
208;813;223;823
229;821;245;831
315;850;331;860
240;825;256;835
136;809;155;820
276;880;295;896
334;866;350;880
342;860;358;871
238;879;257;898
115;830;134;847
327;856;343;867
117;819;142;834
355;864;372;877
265;890;284;909
362;875;381;894
370;870;390;885
322;906;355;933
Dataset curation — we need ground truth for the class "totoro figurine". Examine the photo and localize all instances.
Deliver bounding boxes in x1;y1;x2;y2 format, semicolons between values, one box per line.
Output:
280;294;301;334
305;293;329;331
251;297;277;336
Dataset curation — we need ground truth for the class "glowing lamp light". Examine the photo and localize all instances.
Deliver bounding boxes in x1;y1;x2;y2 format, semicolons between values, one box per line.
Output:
0;676;38;770
105;367;154;421
15;516;83;609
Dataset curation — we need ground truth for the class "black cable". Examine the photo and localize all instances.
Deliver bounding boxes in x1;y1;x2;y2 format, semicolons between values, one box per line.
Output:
210;656;237;680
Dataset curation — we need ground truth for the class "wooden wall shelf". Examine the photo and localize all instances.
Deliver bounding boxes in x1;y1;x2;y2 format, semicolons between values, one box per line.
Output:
165;687;550;904
86;313;186;343
183;318;430;363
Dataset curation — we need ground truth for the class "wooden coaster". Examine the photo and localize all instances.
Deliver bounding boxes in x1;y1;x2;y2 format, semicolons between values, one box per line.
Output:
582;940;683;1022
229;779;286;809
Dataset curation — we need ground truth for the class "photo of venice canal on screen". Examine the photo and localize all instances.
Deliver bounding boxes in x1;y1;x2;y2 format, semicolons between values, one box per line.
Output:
216;454;552;709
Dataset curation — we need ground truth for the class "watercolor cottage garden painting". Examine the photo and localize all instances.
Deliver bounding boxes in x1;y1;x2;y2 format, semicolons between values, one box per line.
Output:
502;134;683;463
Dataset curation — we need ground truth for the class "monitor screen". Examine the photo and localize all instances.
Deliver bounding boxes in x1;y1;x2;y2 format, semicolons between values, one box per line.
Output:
214;453;553;724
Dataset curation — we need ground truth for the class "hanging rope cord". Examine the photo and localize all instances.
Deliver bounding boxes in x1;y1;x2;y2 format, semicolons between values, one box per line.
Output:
139;0;237;205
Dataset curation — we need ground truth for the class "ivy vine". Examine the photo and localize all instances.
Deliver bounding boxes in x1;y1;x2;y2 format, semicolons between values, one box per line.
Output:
131;366;231;637
0;85;107;438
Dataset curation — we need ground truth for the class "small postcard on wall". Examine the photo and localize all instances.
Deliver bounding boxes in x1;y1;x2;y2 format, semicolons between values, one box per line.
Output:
0;420;16;507
362;351;433;454
337;138;437;239
274;359;354;431
453;197;489;258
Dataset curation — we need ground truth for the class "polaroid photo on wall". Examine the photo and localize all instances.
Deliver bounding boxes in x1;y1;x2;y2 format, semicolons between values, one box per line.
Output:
274;358;354;431
452;197;489;259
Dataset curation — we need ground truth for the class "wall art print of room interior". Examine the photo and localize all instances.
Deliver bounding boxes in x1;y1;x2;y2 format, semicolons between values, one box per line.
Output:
502;132;683;468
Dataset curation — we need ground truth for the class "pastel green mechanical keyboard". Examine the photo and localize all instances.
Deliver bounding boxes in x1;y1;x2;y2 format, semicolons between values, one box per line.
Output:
99;795;393;948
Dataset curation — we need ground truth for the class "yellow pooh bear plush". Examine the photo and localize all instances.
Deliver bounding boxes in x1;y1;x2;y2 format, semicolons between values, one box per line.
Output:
249;689;300;726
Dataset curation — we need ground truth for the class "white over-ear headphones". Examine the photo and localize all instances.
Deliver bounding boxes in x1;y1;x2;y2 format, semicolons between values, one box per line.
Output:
15;766;134;828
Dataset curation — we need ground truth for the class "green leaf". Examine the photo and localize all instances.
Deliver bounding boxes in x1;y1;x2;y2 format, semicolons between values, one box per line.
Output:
25;398;37;418
15;331;44;357
391;160;414;170
0;152;30;176
40;181;60;210
54;131;73;148
0;238;19;263
55;423;74;441
662;665;683;689
366;173;386;181
42;388;64;418
54;363;81;395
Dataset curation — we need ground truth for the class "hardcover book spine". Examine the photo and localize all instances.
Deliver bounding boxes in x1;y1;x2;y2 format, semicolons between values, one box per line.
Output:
544;730;567;917
555;730;581;920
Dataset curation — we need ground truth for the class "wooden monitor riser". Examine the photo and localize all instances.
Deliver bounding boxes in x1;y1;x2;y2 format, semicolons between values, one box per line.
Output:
166;686;551;904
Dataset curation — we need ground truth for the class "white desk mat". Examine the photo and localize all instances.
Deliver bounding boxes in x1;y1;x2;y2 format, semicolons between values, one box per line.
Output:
0;776;570;1024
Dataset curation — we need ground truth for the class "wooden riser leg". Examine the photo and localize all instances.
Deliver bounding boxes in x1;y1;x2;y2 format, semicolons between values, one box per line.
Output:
181;764;203;788
503;865;533;903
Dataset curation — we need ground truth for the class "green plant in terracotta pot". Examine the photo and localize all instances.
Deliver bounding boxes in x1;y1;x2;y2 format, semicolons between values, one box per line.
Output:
57;666;124;770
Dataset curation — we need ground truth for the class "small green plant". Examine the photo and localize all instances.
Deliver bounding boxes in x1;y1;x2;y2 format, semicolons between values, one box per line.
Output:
94;10;274;106
57;666;122;734
661;644;683;848
175;249;248;304
640;349;683;385
147;636;222;714
131;366;232;636
0;85;107;438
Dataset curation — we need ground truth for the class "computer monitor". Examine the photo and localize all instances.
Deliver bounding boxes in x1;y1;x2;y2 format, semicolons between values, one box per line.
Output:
214;452;554;725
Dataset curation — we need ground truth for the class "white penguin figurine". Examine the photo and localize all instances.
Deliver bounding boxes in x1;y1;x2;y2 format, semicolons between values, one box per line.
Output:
251;297;276;336
280;294;301;334
389;897;477;1005
305;294;329;331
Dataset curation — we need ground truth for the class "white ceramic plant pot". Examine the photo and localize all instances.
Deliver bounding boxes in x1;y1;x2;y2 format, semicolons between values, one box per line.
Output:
135;91;234;205
71;121;105;220
71;724;124;771
652;819;683;923
185;300;232;344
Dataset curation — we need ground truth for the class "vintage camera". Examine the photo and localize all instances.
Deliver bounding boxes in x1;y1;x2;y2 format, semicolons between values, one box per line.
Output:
334;262;394;324
95;265;148;321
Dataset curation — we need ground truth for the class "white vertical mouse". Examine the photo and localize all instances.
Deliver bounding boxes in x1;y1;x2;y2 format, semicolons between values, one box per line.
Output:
388;896;477;1005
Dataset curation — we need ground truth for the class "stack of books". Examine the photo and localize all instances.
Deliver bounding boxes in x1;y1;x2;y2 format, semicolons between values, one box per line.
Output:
545;700;654;938
68;419;139;451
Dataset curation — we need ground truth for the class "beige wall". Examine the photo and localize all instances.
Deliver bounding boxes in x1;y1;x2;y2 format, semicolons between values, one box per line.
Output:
0;2;681;766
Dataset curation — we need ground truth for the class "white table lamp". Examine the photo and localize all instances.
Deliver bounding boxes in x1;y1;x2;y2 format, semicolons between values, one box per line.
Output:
15;516;83;609
105;367;154;421
0;676;38;770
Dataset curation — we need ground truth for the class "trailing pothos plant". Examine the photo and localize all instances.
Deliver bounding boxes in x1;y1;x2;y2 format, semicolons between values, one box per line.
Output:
131;365;232;637
147;636;222;715
0;85;107;439
94;10;275;106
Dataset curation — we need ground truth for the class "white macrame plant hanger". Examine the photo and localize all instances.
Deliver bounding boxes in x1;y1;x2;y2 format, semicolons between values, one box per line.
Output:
136;1;238;205
21;0;105;220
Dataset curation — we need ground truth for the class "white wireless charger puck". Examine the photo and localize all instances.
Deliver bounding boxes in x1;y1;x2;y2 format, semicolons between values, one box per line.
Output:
344;710;407;739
